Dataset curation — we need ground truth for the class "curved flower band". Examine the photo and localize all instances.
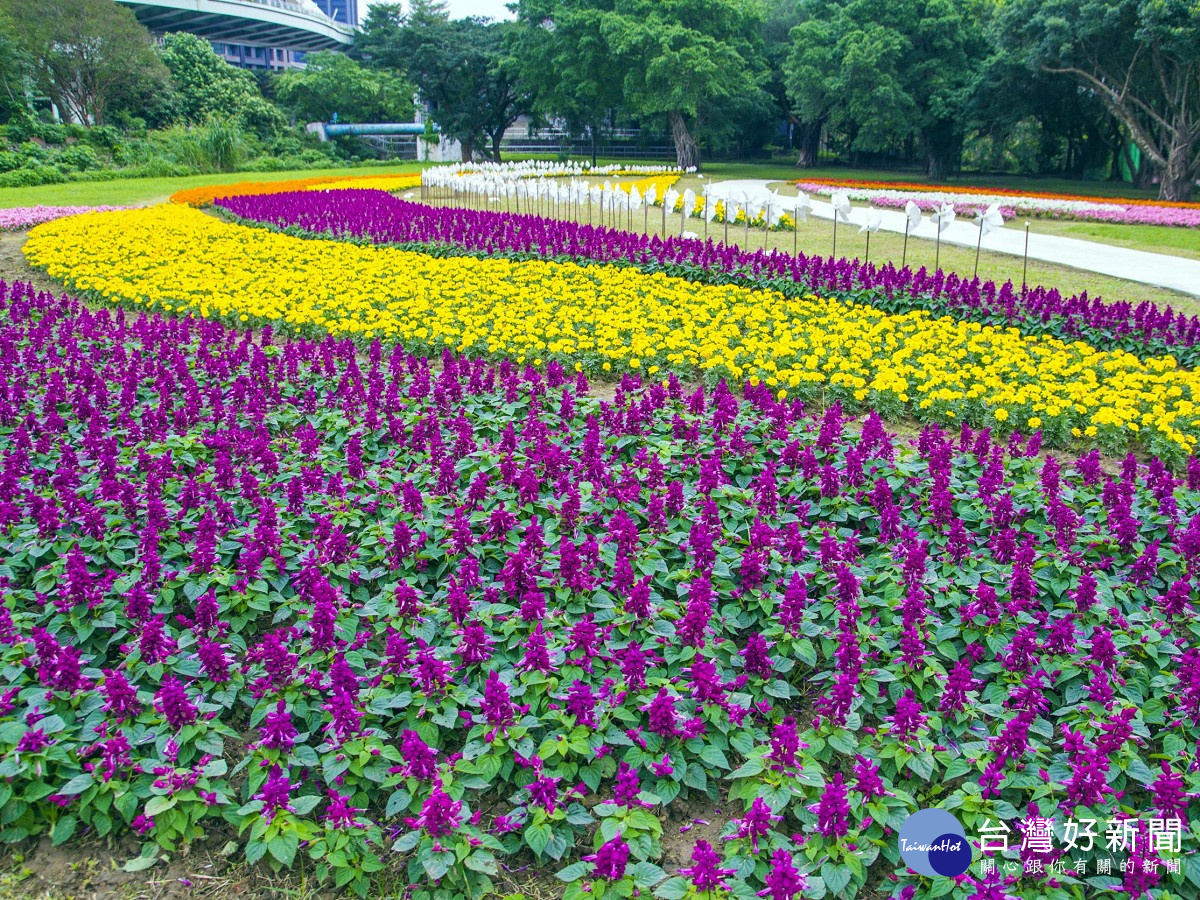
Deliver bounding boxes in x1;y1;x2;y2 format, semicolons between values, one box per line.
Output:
22;201;1200;456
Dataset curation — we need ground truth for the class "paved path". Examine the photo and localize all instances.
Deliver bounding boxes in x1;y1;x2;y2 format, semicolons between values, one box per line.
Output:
704;179;1200;297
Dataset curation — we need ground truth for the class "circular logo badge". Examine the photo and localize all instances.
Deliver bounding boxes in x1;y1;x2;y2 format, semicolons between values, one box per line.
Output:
898;809;971;877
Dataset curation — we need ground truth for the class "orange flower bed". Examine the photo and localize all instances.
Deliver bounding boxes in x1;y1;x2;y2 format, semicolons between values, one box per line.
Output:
171;172;422;208
794;176;1200;210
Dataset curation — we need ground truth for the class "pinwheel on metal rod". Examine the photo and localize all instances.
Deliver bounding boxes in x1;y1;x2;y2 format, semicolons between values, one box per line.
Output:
682;188;696;235
831;192;852;259
1022;221;1031;296
793;191;812;257
903;200;921;267
859;207;883;266
930;201;955;270
973;203;1005;278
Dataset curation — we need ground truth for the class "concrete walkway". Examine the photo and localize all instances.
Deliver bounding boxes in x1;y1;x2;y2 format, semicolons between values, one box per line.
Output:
704;179;1200;297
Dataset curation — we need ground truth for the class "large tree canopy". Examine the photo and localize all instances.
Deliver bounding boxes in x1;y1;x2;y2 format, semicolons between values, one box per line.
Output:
604;0;769;170
274;51;414;124
995;0;1200;201
512;0;624;165
159;32;258;124
513;0;768;170
356;1;528;162
0;0;167;126
782;0;984;178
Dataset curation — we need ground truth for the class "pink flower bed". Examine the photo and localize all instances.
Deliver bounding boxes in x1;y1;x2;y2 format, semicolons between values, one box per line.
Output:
0;205;130;232
797;183;1200;228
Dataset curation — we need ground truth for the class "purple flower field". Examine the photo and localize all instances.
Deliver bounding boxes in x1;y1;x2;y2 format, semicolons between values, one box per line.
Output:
0;275;1197;899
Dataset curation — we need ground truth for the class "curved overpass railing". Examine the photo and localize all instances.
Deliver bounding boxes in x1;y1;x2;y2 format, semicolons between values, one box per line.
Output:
117;0;353;51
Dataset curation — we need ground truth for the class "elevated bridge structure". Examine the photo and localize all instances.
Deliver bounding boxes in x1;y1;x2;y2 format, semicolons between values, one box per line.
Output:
117;0;353;52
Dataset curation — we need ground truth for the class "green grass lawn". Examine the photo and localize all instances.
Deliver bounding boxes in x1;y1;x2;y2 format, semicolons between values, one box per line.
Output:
0;162;428;209
1031;219;1200;260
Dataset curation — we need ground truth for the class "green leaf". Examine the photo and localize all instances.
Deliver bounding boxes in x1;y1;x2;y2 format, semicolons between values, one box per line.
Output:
556;861;592;883
907;754;935;781
122;853;160;873
422;850;453;881
629;860;668;886
58;773;94;796
654;877;690;900
843;852;863;880
291;795;321;815
385;789;412;818
822;861;851;896
51;816;76;845
525;822;552;856
392;830;420;853
464;851;498;875
268;833;298;866
827;730;859;756
728;757;764;779
143;795;177;817
699;745;728;769
1124;757;1154;785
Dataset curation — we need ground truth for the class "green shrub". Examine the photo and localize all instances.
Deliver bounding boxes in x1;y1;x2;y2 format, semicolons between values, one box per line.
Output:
57;145;100;172
0;164;67;187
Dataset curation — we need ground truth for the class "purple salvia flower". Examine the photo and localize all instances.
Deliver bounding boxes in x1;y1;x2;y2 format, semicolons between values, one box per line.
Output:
816;773;850;837
758;849;807;900
256;765;294;822
585;834;630;881
260;700;296;752
154;677;197;729
679;840;737;891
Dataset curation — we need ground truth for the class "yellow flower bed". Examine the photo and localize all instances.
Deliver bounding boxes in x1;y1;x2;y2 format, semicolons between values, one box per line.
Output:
622;174;680;199
23;204;1200;454
171;173;422;207
302;174;424;193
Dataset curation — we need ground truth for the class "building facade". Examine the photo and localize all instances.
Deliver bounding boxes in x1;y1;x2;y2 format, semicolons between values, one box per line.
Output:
313;0;358;26
118;0;353;69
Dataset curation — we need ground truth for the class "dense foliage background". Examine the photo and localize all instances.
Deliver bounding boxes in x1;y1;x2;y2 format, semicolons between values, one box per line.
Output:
0;0;1195;197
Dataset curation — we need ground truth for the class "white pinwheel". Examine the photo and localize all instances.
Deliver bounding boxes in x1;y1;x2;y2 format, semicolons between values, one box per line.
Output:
859;208;882;234
931;202;956;233
977;202;1004;237
831;192;852;223
905;200;922;231
972;203;1006;277
793;192;813;223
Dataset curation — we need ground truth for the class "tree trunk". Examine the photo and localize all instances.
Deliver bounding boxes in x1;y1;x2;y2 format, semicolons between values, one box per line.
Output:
669;110;700;170
491;131;503;162
1159;130;1197;201
923;121;961;181
590;125;598;168
460;136;475;164
794;119;822;168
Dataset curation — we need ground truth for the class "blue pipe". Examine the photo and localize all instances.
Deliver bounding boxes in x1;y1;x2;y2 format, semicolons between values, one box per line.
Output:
324;123;437;137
